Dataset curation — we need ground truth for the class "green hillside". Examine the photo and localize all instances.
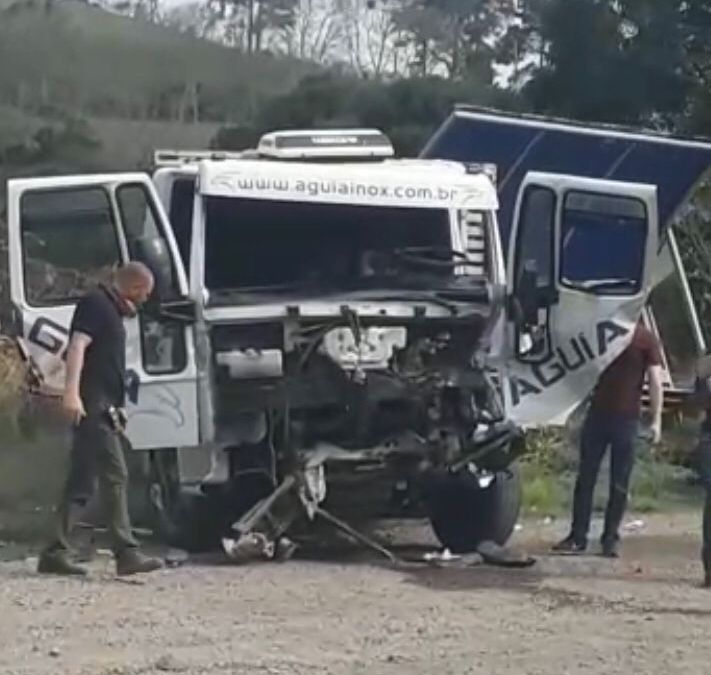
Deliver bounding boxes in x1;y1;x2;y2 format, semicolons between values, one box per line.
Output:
0;0;312;124
0;0;317;182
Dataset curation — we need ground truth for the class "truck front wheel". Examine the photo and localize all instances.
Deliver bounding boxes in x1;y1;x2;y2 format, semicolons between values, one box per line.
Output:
427;463;522;553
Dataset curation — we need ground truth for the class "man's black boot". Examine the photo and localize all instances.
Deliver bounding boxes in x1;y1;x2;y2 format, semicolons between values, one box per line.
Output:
551;535;586;554
601;538;619;559
115;548;164;576
37;550;88;577
702;547;711;588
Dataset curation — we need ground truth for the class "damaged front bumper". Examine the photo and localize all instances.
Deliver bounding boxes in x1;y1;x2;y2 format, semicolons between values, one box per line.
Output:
220;418;526;564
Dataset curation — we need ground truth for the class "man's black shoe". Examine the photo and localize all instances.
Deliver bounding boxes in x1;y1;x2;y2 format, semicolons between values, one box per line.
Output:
551;536;586;554
115;549;164;576
601;540;619;558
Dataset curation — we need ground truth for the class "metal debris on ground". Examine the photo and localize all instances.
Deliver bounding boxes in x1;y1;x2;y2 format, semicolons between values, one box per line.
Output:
423;548;460;563
222;533;274;563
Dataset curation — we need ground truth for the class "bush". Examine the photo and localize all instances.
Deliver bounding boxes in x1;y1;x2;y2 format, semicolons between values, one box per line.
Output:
210;126;261;151
518;428;572;515
520;463;569;516
254;72;357;131
629;456;696;513
521;427;571;472
214;71;521;157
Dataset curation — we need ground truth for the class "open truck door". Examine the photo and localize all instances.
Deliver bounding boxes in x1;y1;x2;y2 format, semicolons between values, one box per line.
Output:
505;171;658;426
6;174;199;450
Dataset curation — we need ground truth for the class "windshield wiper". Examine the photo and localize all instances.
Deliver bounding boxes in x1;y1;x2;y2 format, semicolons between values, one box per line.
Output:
563;277;638;292
209;282;321;297
344;289;490;314
391;246;474;271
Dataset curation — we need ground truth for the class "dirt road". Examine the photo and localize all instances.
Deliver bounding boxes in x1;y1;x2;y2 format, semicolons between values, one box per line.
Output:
1;512;711;675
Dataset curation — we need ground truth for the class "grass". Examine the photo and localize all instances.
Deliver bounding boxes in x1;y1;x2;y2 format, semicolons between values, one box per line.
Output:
519;425;702;519
0;425;67;543
0;104;43;148
0;392;157;545
519;427;575;517
629;456;698;512
520;464;570;517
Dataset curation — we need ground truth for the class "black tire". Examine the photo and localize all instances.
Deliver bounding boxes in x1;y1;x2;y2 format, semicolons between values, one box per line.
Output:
157;471;274;553
139;444;275;553
428;463;522;553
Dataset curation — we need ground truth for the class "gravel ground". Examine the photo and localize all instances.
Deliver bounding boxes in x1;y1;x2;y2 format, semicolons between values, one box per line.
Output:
1;511;711;675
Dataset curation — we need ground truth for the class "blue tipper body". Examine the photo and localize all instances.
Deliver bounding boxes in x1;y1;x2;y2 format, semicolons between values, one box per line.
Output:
420;105;711;254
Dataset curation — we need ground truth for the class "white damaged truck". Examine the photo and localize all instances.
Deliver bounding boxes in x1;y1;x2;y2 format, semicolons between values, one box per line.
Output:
5;128;665;558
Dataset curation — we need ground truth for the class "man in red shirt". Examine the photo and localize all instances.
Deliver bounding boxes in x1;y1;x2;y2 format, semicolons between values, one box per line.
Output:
553;320;664;558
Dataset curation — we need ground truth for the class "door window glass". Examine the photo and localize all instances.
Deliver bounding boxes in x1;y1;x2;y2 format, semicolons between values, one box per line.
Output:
115;183;187;375
560;191;647;295
514;185;555;290
21;187;119;306
116;183;180;298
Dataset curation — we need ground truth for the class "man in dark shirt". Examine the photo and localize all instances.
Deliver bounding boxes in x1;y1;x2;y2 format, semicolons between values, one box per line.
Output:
683;372;711;587
552;320;664;558
38;262;164;577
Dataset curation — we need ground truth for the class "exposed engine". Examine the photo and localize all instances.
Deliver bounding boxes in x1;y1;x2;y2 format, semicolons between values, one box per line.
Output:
209;310;512;473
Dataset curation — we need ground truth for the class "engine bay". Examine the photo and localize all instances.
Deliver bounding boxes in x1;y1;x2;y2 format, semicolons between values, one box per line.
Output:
209;310;505;463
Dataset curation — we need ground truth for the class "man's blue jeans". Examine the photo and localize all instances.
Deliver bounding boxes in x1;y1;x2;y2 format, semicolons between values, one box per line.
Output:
571;409;639;546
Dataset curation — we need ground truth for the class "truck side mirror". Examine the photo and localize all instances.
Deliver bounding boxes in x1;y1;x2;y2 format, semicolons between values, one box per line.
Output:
512;259;552;362
516;260;540;327
131;235;175;301
158;298;198;324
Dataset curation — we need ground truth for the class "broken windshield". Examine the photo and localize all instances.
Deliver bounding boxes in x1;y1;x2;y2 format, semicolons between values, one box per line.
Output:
203;196;480;299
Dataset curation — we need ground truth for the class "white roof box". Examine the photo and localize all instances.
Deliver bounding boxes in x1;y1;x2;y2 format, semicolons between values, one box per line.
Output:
256;128;395;161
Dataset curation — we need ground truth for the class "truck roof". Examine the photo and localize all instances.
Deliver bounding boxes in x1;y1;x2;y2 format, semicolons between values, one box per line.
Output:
198;157;499;210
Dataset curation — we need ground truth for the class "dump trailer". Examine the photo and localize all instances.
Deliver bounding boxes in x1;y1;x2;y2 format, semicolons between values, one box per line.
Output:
422;106;711;410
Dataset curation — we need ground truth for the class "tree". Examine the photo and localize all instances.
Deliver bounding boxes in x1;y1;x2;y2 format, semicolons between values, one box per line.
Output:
275;0;342;62
672;0;711;135
674;179;711;345
393;0;503;81
253;71;356;129
163;1;216;38
209;0;299;53
681;0;711;88
336;0;409;78
521;0;692;126
492;0;546;88
230;70;515;156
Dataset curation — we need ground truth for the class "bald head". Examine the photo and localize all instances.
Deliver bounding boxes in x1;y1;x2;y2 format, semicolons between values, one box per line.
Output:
116;261;153;286
115;261;154;306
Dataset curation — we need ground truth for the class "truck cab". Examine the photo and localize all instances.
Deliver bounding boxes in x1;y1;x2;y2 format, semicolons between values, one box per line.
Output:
5;128;660;554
